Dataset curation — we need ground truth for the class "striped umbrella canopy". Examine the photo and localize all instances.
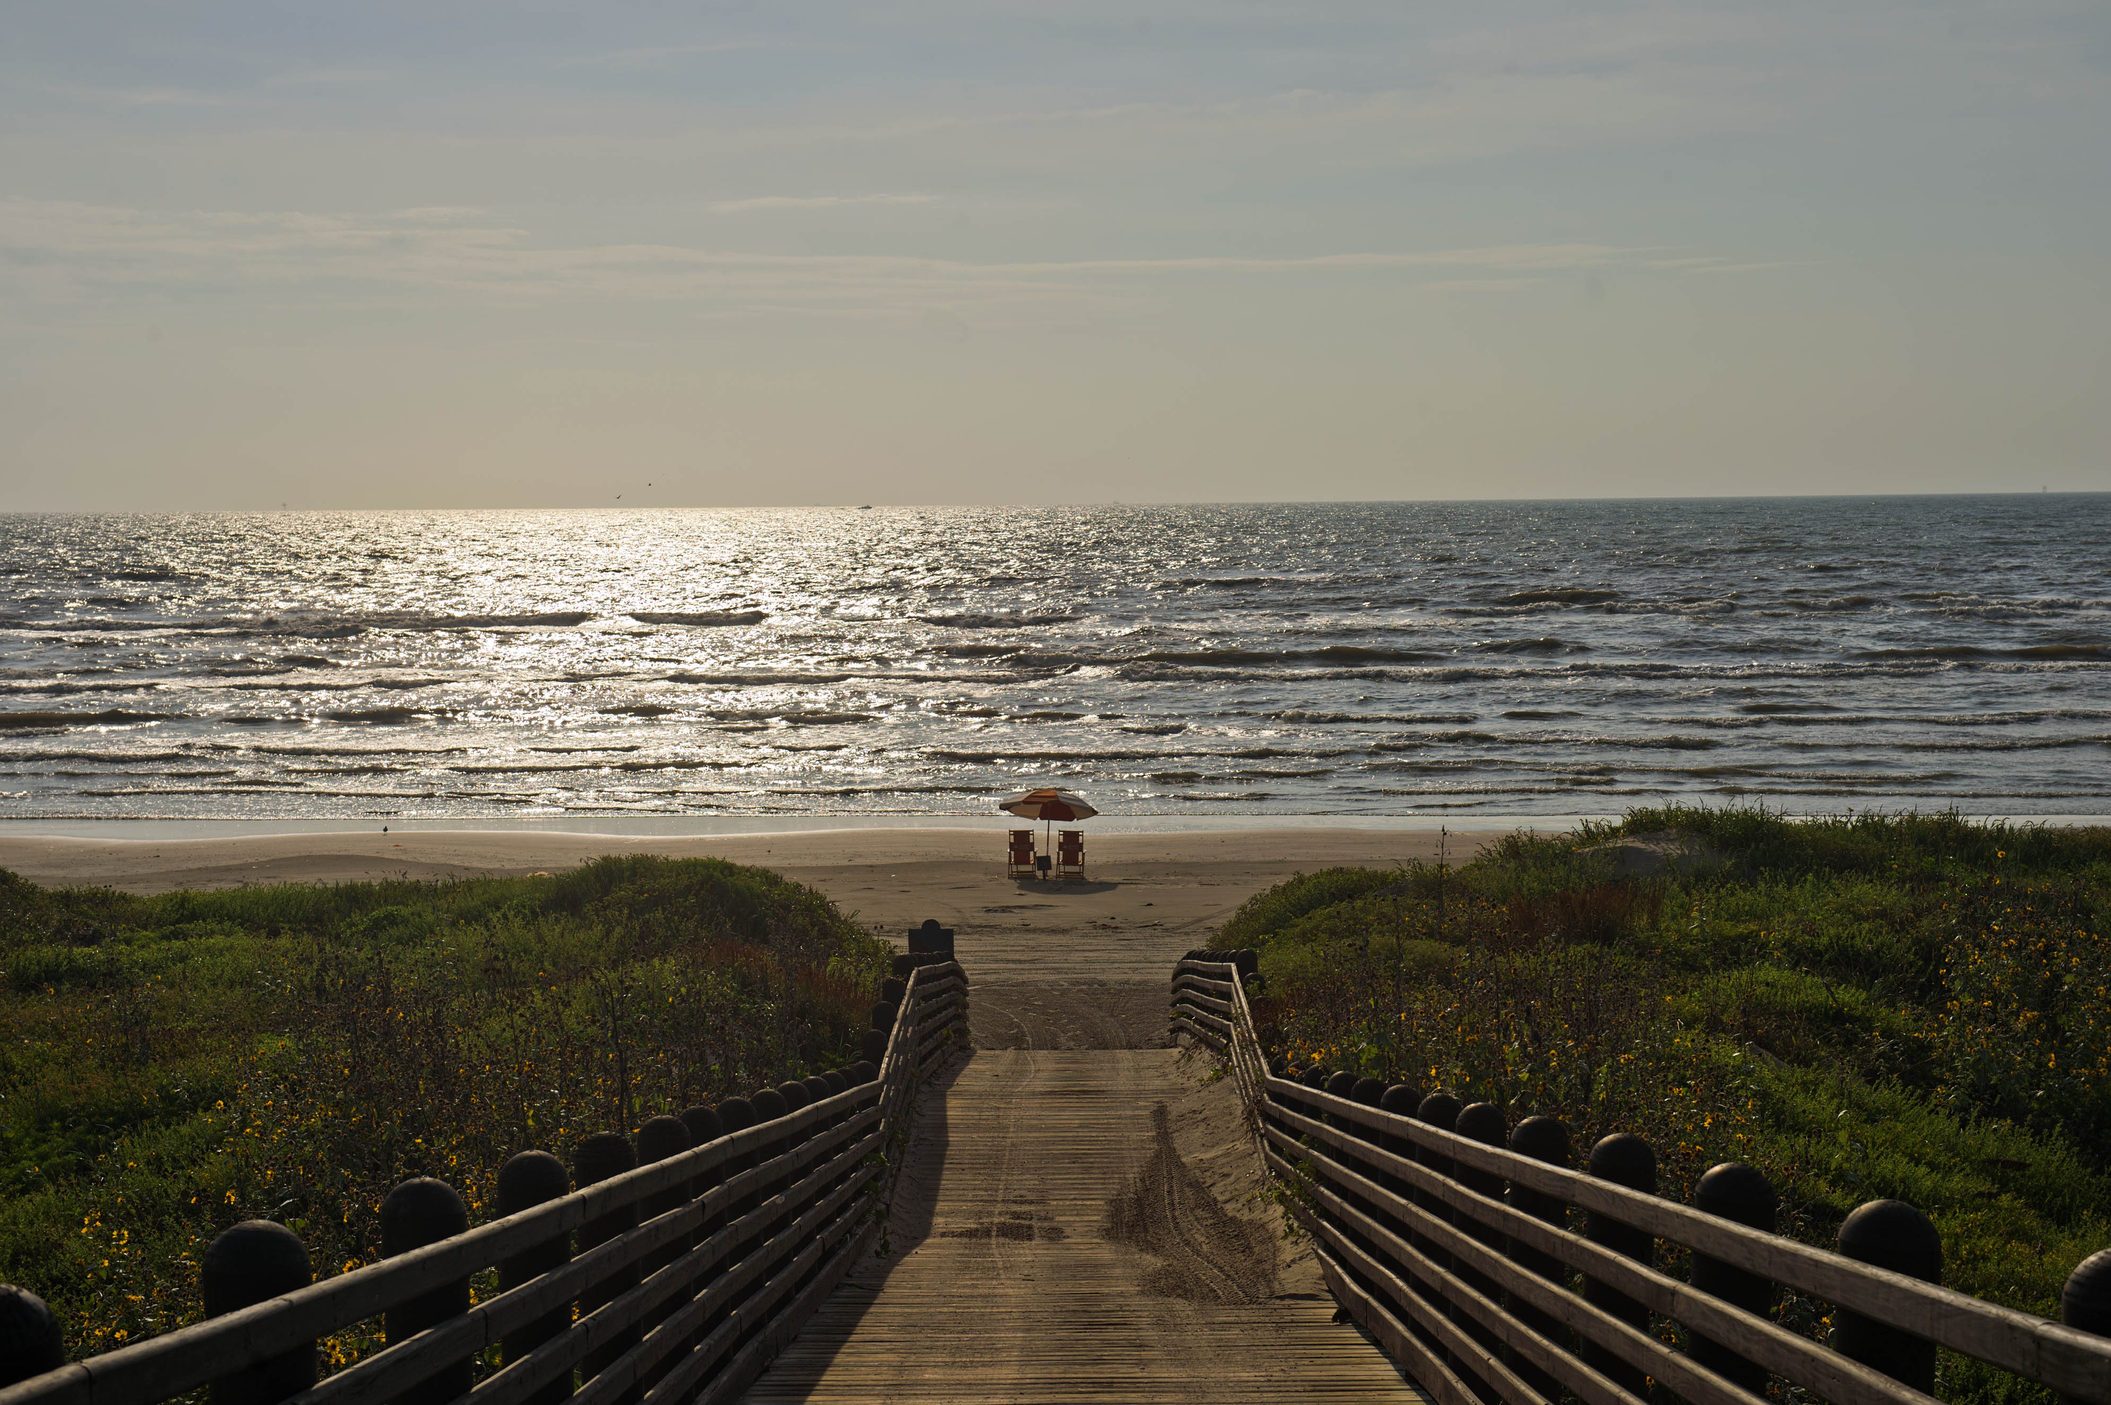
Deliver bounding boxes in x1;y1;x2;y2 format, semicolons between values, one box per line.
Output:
998;787;1098;849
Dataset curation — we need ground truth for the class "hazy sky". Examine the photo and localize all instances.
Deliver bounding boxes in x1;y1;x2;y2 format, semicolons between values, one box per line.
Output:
4;2;2108;509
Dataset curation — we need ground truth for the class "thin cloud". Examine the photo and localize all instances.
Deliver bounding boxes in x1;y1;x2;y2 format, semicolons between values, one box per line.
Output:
555;39;771;70
710;194;939;213
0;199;1757;320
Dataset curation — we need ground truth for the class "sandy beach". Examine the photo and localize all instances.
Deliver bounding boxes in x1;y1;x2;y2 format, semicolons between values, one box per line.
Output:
0;826;1496;1042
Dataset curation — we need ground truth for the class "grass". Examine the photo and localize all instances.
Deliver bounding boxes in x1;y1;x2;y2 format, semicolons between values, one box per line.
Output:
0;855;893;1360
1227;808;2111;1403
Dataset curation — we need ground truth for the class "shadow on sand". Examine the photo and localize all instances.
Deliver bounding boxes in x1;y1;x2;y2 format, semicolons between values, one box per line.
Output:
1009;876;1120;894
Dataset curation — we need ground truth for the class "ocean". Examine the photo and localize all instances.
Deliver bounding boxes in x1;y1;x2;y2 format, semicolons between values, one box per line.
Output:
1;497;2106;822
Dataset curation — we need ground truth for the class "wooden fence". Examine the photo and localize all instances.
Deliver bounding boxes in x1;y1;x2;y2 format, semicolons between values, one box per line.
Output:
0;954;967;1405
1170;953;2111;1405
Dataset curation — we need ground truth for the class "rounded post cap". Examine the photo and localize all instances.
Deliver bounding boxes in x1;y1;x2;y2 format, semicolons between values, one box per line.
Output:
716;1096;755;1132
1586;1133;1658;1192
1510;1115;1571;1166
573;1131;636;1186
1300;1066;1331;1089
821;1070;849;1095
1694;1161;1777;1227
776;1080;811;1112
869;1000;899;1031
0;1285;64;1385
1325;1071;1360;1099
202;1220;312;1316
1837;1199;1941;1282
497;1150;570;1212
751;1087;788;1122
1416;1091;1462;1129
847;1060;878;1085
860;1028;889;1063
679;1105;723;1145
880;977;907;1003
1352;1076;1386;1106
802;1075;834;1102
381;1177;469;1254
1379;1083;1422;1115
637;1115;690;1164
1456;1101;1507;1146
2064;1249;2111;1335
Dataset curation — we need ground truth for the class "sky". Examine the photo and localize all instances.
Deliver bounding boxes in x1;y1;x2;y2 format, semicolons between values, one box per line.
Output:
2;1;2108;509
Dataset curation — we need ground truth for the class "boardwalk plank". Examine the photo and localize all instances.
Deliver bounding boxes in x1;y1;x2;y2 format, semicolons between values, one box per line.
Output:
739;1047;1426;1405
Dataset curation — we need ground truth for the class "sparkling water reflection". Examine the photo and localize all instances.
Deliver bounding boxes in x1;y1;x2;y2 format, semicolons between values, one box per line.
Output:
0;498;2106;819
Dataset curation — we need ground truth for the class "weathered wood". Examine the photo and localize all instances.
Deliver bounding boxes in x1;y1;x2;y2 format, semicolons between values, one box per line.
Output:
0;966;960;1405
1258;1072;2111;1398
738;1049;1425;1405
1263;1101;1938;1405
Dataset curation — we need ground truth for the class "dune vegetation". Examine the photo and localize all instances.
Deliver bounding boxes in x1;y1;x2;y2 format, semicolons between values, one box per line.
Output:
1226;809;2111;1401
0;855;892;1358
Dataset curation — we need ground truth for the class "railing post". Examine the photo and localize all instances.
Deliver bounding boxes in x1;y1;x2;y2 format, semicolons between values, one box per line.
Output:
635;1114;691;1393
2063;1250;2111;1405
0;1286;63;1388
1325;1071;1359;1132
747;1086;791;1278
1413;1091;1462;1276
496;1150;573;1405
573;1132;638;1395
200;1221;314;1405
675;1106;724;1363
1454;1102;1510;1359
1689;1161;1778;1393
1506;1116;1572;1398
1378;1083;1422;1213
380;1177;472;1405
1832;1199;1941;1391
1583;1133;1656;1394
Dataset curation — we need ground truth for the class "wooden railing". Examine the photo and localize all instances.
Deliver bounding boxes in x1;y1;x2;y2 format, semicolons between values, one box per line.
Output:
0;955;967;1405
1170;953;2111;1405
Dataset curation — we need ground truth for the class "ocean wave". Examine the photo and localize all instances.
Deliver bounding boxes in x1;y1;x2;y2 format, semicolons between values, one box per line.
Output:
1474;637;1589;655
629;610;769;627
919;611;1077;628
1133;645;1445;668
1497;587;1622;607
0;708;176;730
1853;643;2109;662
321;706;443;724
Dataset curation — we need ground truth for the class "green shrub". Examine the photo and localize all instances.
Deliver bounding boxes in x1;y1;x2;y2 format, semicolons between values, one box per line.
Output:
0;856;891;1357
1230;806;2111;1402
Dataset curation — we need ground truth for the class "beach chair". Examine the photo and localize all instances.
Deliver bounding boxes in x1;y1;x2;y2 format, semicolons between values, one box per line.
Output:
1007;829;1037;878
1056;828;1085;879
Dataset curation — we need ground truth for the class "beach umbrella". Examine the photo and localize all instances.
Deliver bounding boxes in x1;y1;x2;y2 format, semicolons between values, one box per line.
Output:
998;787;1099;850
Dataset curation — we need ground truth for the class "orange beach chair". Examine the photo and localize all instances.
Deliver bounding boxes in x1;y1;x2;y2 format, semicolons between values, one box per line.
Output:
1056;828;1085;879
1006;829;1037;878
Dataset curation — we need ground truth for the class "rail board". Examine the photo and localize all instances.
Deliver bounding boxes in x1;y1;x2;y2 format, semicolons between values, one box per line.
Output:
739;1048;1426;1404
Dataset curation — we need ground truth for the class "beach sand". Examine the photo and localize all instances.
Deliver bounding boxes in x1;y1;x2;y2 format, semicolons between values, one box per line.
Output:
0;826;1496;1045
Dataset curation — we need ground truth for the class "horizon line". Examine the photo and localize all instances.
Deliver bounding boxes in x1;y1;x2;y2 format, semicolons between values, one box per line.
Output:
2;488;2106;515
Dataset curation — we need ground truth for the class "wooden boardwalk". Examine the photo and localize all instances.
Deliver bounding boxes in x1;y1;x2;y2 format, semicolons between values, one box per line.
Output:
739;1040;1426;1404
